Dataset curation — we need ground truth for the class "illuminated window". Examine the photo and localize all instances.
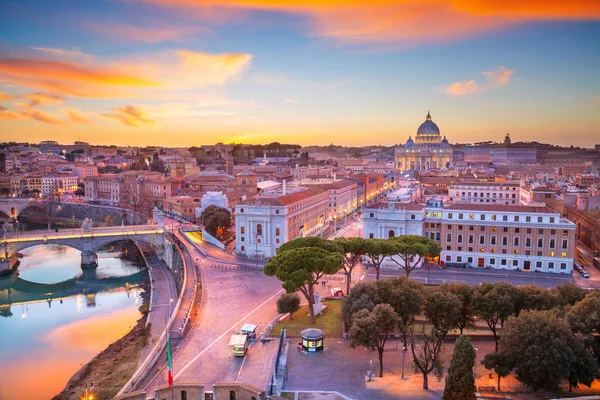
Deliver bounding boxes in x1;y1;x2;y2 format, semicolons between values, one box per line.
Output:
514;250;519;254
480;247;484;252
241;226;245;234
469;214;474;220
550;251;555;257
561;252;567;258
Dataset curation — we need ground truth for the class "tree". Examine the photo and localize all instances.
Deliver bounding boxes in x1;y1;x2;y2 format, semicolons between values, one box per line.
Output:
424;287;462;338
567;291;600;368
389;235;442;278
333;237;368;295
443;335;476;400
349;304;399;378
200;205;232;237
74;188;85;197
516;285;557;315
498;310;596;392
265;246;343;324
342;281;377;328
552;282;587;306
439;282;475;335
278;236;341;254
386;277;424;346
474;282;519;351
363;239;396;280
276;293;300;320
411;326;445;389
481;351;513;391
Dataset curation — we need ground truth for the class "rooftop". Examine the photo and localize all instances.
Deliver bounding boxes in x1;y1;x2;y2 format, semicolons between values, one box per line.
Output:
239;187;327;207
443;203;557;213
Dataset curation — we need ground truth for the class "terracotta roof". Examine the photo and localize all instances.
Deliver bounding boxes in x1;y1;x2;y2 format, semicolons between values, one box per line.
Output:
239;187;327;207
444;204;557;213
454;181;519;187
305;179;357;190
366;200;424;211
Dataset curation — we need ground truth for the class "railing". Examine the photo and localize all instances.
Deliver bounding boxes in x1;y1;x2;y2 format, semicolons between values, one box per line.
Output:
1;225;164;243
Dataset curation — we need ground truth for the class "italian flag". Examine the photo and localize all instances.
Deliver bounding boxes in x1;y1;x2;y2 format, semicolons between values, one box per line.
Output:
167;333;173;387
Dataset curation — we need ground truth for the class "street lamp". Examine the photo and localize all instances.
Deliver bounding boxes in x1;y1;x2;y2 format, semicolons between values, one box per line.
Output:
474;346;478;377
401;344;407;379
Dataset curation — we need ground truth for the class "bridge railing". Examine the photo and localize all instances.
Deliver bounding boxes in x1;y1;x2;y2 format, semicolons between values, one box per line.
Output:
1;225;164;243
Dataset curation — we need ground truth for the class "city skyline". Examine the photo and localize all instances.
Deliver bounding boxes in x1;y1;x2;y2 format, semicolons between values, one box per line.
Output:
0;1;599;147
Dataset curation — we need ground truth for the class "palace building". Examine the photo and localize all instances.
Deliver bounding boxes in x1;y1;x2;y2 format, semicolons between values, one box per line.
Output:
395;112;453;171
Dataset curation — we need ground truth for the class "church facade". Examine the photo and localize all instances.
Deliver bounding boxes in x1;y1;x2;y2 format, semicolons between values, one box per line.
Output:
395;112;453;171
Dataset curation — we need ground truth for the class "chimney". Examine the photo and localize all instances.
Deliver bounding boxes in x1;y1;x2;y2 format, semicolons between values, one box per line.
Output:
283;179;287;195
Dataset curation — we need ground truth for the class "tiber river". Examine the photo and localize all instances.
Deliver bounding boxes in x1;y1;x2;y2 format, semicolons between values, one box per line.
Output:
0;241;147;400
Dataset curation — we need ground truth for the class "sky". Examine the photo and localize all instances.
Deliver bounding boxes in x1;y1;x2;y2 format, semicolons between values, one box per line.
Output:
0;0;599;148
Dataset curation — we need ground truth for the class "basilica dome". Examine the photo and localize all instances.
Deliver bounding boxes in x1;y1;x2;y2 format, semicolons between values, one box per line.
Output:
416;111;440;136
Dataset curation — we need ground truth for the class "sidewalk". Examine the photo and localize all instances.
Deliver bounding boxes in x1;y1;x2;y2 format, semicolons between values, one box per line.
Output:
141;255;178;360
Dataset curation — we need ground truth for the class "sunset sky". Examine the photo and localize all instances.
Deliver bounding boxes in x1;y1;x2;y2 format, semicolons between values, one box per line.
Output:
0;0;599;147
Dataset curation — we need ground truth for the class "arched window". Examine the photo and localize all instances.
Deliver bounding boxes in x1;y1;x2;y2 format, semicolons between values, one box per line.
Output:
388;230;395;238
181;390;187;400
256;224;263;236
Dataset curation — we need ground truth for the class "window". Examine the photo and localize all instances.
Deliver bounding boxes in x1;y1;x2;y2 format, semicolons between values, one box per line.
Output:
514;237;520;246
467;256;473;263
388;230;395;238
469;247;473;252
515;228;520;233
491;236;496;245
539;229;544;234
514;249;519;254
514;216;519;222
457;256;462;262
447;225;452;230
551;229;556;235
230;390;237;400
411;214;416;220
527;228;532;234
561;252;567;258
479;235;485;245
276;238;280;244
550;217;555;223
550;251;555;257
468;235;474;244
526;216;531;222
550;239;556;249
436;232;440;240
448;213;453;219
446;255;451;262
369;233;374;239
276;209;280;214
502;236;508;246
513;259;518;266
503;215;508;221
562;239;568;250
459;213;464;219
536;261;542;269
241;226;245;234
480;214;485;221
447;233;452;242
457;234;463;243
560;263;567;270
241;246;245;251
240;208;244;213
458;225;463;230
181;391;187;400
256;224;263;235
537;238;543;248
538;217;543;223
447;246;451;251
370;213;374;218
503;227;508;233
241;237;245;242
480;247;485;252
469;225;474;231
490;258;496;265
501;259;507;266
276;228;280;235
492;215;497;221
469;214;474;220
525;238;531;247
548;262;554;269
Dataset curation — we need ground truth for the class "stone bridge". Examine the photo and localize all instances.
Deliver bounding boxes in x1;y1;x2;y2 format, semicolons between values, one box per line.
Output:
1;224;166;274
0;199;47;219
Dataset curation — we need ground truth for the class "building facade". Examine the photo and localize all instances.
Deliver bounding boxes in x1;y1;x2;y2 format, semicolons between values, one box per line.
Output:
235;187;329;258
395;112;453;171
448;181;520;205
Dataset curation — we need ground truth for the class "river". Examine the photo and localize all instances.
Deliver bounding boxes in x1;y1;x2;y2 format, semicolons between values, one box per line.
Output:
0;243;147;400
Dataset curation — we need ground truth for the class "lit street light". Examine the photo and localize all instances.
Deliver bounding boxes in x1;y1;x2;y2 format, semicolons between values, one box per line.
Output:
401;344;407;379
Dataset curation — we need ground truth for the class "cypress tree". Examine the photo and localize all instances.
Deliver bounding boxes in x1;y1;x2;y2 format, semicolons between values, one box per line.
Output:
442;335;476;400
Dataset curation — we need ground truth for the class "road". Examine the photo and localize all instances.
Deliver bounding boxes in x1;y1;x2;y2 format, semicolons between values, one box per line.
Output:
137;218;283;396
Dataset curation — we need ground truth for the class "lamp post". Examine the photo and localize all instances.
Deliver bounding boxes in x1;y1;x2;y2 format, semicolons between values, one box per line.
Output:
255;231;261;269
401;344;407;379
474;346;478;377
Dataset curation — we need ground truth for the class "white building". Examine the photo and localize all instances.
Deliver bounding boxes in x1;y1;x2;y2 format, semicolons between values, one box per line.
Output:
448;181;520;205
235;187;329;258
363;201;424;239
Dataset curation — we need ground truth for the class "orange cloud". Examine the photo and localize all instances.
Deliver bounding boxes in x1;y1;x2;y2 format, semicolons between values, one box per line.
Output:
444;80;478;96
24;92;64;107
20;109;67;125
0;90;16;101
30;46;93;61
135;0;600;46
102;105;154;127
0;50;252;99
444;66;514;96
0;58;159;98
65;108;93;124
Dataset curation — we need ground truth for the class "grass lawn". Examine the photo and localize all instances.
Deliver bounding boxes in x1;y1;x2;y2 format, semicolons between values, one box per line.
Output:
272;299;343;338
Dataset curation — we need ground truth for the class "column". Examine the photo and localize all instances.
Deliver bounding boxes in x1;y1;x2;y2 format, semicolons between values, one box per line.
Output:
81;251;98;268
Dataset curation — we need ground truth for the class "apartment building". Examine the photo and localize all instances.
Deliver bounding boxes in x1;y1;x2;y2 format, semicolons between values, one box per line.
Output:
302;179;358;220
448;181;520;205
427;201;575;273
364;198;575;274
235;187;329;258
85;175;121;205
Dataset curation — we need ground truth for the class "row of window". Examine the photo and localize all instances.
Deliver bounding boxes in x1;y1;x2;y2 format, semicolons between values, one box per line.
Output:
445;213;556;223
442;244;568;257
445;255;568;270
445;233;568;249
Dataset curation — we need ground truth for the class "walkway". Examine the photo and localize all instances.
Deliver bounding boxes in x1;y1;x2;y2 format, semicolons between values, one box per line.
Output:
141;254;178;360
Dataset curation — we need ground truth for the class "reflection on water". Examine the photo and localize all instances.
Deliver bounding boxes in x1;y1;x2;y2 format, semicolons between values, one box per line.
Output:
0;244;146;400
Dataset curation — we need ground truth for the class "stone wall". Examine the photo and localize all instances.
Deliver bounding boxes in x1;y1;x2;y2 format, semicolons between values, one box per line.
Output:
115;383;266;400
50;203;147;226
